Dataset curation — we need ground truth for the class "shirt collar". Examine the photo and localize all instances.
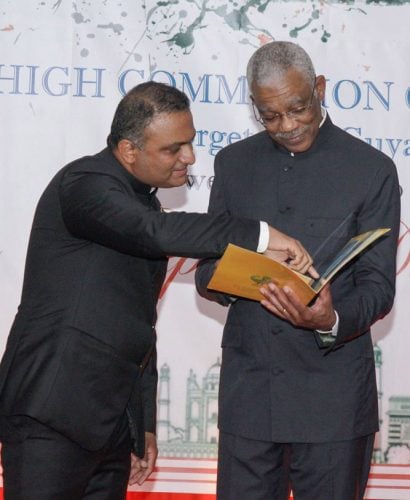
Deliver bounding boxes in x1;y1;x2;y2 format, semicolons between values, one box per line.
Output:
319;106;327;128
103;148;157;196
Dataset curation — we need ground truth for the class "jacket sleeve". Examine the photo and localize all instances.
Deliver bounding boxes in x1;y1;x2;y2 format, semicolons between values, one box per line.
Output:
140;347;157;435
331;159;401;347
59;167;260;259
195;153;240;306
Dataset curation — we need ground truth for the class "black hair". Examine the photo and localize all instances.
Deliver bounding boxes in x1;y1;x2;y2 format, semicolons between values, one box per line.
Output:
107;81;191;149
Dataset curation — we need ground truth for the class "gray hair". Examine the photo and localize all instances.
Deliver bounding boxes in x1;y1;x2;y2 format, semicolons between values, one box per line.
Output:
246;41;316;90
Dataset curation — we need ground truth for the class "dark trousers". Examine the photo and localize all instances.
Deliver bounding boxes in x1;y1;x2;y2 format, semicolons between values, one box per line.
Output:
1;415;132;500
217;431;375;500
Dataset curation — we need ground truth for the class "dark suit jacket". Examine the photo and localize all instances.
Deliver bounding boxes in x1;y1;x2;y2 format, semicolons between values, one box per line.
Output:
0;147;260;452
196;115;400;443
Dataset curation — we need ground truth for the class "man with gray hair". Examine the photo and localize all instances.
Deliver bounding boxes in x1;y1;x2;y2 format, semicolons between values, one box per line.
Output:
196;41;400;498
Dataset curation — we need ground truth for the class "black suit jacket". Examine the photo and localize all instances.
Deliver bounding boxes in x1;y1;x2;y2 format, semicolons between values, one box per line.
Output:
196;116;400;443
0;148;259;452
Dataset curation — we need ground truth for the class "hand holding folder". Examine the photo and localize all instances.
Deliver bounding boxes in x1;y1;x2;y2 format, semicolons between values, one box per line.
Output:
207;228;390;305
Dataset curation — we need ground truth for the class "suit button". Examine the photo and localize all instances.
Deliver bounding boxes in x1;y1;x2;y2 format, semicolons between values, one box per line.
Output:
271;327;282;335
278;205;291;213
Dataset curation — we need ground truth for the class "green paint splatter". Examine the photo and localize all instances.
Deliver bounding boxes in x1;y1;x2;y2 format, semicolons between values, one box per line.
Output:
143;0;410;54
321;29;331;42
55;0;410;60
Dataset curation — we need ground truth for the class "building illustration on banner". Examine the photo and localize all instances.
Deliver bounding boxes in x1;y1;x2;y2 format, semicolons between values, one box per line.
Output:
157;359;220;458
157;345;410;464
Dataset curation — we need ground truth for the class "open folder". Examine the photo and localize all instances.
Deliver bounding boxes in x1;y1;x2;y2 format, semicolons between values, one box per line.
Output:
207;228;390;305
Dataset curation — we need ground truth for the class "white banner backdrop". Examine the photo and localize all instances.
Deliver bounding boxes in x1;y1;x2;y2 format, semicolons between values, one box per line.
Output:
1;1;410;498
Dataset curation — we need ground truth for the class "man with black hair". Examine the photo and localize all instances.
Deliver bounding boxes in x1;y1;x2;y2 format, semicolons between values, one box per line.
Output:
0;82;312;499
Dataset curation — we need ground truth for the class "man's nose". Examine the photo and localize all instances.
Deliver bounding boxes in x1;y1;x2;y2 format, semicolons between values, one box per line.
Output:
180;144;195;165
279;114;299;132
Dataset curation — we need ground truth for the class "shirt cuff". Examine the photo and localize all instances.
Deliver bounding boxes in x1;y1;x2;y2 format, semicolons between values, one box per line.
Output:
257;221;269;253
316;310;339;337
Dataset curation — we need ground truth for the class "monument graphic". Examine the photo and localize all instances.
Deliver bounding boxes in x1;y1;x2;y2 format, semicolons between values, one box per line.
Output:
158;345;410;464
158;359;220;458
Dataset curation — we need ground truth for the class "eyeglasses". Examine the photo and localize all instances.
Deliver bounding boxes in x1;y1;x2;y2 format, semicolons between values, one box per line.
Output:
252;80;317;128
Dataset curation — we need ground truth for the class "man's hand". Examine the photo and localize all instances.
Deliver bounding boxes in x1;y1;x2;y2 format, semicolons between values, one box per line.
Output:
259;282;336;331
266;226;318;278
128;432;158;486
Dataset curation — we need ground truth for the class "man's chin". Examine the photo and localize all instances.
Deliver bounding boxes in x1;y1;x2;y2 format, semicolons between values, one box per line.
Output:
276;136;313;153
161;177;187;189
173;171;188;185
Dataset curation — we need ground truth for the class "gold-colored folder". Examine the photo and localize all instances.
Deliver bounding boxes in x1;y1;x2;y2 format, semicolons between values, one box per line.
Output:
208;228;390;305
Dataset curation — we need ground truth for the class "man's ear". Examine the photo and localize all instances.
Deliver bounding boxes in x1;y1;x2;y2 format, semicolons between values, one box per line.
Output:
315;75;326;102
116;139;139;165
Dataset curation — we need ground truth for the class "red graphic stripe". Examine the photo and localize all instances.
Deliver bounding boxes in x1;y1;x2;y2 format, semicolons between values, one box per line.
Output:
146;478;215;484
153;468;215;475
368;486;410;490
369;473;410;480
126;494;216;500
